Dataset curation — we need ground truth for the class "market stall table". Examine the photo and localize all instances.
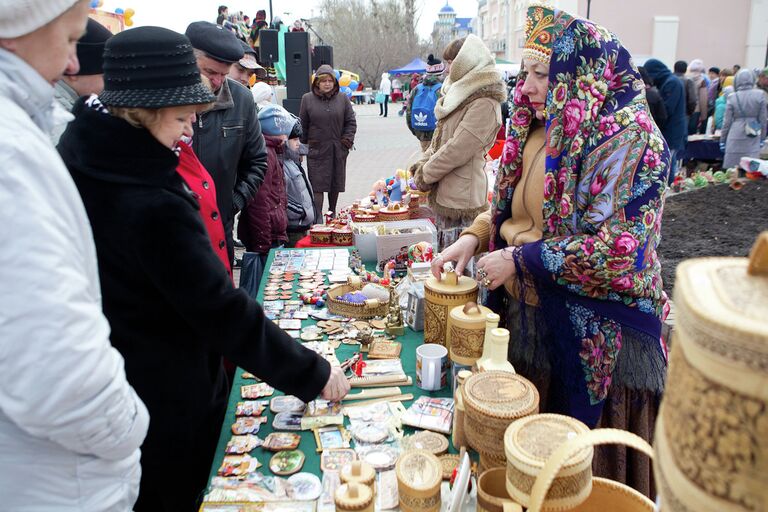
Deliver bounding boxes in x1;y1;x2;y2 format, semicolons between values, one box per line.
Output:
205;247;460;507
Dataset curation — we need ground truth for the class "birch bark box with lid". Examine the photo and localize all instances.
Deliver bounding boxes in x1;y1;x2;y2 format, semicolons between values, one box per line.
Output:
424;266;478;345
396;449;442;512
335;482;374;512
654;232;768;512
463;370;539;457
448;301;492;365
503;413;592;510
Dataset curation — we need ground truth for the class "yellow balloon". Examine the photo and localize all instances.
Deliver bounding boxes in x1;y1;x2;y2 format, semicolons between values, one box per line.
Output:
125;7;135;17
124;18;134;26
339;75;351;87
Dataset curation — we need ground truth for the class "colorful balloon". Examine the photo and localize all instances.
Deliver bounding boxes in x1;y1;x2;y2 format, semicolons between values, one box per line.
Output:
338;75;351;87
90;0;99;8
334;69;341;80
125;7;135;17
114;7;124;14
348;80;359;91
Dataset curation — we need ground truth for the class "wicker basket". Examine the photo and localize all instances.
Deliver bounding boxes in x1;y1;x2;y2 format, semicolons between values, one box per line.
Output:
326;280;388;319
525;429;655;512
655;231;768;512
353;211;378;223
463;371;539;457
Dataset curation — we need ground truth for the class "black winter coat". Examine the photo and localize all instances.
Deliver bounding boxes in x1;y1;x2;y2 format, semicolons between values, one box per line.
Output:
58;99;330;510
192;78;268;259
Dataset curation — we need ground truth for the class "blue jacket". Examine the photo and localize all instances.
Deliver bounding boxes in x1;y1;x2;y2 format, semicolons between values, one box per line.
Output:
644;59;687;150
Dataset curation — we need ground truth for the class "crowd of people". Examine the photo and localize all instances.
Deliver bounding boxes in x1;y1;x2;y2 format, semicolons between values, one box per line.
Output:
1;2;350;509
1;0;767;510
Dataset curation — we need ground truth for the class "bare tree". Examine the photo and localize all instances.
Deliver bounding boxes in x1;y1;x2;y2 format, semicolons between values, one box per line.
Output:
313;0;428;88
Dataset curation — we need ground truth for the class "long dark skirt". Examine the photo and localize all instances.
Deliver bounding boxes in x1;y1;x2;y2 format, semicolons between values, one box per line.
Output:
505;296;664;499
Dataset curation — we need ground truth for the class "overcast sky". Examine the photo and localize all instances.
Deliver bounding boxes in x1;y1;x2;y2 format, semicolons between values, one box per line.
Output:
99;0;478;40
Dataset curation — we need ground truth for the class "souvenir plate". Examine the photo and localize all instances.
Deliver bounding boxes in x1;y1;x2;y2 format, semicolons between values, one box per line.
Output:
263;432;301;451
403;431;449;455
351;424;390;444
358;445;399;471
270;395;307;413
269;449;305;475
273;411;303;431
438;454;461;480
320;448;357;472
218;454;261;477
287;472;323;501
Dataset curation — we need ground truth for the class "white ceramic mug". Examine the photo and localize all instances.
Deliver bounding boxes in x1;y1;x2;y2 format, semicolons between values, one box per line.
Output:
416;344;448;391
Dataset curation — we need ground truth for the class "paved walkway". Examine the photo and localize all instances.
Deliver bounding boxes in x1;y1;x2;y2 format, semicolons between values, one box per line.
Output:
338;103;424;208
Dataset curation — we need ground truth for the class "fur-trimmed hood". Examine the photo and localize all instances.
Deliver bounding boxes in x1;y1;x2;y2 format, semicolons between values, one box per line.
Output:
435;34;503;120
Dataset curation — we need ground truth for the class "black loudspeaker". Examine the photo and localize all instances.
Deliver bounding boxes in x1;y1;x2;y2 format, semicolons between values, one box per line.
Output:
259;29;279;65
283;98;303;117
312;45;334;70
284;31;312;100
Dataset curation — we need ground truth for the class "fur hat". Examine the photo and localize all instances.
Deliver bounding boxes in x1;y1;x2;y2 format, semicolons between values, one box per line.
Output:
0;0;79;38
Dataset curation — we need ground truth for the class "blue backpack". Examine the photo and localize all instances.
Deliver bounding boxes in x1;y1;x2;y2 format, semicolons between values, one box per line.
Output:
410;83;441;132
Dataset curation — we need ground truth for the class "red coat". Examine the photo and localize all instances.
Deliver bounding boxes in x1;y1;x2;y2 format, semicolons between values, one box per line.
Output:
176;142;232;277
238;136;288;253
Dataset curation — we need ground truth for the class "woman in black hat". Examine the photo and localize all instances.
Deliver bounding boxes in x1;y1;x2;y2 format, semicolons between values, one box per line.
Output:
57;26;349;511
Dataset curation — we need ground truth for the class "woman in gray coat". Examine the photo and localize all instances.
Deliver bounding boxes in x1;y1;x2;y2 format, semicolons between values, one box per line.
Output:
299;64;357;220
721;69;767;168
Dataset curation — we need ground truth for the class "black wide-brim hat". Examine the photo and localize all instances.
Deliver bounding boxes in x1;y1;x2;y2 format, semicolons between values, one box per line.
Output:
100;26;215;109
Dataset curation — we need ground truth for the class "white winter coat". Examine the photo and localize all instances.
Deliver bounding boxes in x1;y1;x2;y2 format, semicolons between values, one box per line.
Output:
0;49;149;511
379;73;392;95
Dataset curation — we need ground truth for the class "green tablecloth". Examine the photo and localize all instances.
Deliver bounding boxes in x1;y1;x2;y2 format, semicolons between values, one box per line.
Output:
207;247;453;486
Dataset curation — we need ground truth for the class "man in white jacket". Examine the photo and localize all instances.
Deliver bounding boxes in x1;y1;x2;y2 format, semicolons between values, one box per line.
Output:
0;1;149;510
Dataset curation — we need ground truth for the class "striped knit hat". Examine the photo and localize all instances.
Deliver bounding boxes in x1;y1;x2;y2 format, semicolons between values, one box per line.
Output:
0;0;79;38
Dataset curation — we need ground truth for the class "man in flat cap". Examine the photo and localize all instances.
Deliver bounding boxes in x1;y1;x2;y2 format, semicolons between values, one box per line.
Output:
229;38;266;89
186;21;268;265
52;17;112;143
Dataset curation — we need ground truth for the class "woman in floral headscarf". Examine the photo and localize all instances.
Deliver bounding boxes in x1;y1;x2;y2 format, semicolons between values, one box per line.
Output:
432;2;669;497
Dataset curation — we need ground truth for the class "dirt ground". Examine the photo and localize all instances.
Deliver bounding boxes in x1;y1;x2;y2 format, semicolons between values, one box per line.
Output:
658;180;768;294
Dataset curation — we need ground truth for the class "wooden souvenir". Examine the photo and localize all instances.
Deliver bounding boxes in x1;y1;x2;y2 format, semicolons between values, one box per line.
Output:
655;232;768;512
270;395;307;414
368;340;402;359
269;449;305;475
424;269;478;346
463;371;539;457
439;454;461;480
313;425;350;452
231;416;263;435
241;383;274;399
321;448;357;472
225;434;262;454
263;432;301;451
352;210;378;223
340;460;377;490
503;413;592;510
378;202;410;222
310;225;334;244
272;411;303;431
477;327;516;373
452;369;472;450
396;450;442;512
351;423;390;444
335;483;374;512
359;445;399;471
478;451;506;474
332;227;354;246
403;431;449;456
478;467;521;512
448;301;493;365
218;454;261;477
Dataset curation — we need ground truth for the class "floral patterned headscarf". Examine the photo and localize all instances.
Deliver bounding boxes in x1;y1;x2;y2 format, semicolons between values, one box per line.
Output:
490;7;670;425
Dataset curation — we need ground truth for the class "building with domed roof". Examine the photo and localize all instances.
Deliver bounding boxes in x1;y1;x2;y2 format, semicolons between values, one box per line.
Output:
432;1;473;51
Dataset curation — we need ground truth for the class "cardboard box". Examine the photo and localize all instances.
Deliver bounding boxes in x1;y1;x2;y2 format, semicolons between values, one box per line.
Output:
351;219;437;262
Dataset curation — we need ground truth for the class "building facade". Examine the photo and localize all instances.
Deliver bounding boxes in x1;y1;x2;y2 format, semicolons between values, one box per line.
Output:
478;0;768;71
432;2;473;51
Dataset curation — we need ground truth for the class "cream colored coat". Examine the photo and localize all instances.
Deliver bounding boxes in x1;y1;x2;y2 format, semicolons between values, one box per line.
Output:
413;34;505;221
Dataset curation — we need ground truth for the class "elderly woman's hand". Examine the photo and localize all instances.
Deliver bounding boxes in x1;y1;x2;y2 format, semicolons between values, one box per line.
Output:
476;247;518;290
